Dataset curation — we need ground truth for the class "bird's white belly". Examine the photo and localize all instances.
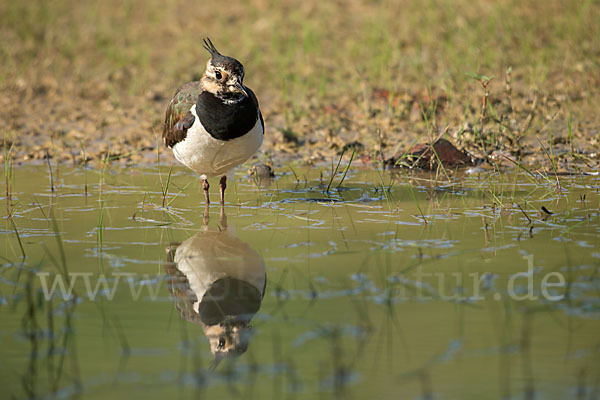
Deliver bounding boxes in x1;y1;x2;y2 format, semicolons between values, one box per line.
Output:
172;106;263;177
174;230;266;314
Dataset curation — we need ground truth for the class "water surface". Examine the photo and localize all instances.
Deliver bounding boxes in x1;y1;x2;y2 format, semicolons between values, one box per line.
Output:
1;165;599;399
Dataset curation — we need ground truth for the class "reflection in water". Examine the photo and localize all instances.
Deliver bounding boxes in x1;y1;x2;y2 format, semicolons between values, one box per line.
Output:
165;207;266;367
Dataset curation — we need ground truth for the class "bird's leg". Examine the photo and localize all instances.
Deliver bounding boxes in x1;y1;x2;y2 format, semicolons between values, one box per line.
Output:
219;203;227;228
202;178;210;205
219;175;227;204
202;204;210;226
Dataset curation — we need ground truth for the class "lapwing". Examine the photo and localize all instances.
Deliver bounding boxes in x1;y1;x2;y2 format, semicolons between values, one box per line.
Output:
162;38;264;205
165;207;266;367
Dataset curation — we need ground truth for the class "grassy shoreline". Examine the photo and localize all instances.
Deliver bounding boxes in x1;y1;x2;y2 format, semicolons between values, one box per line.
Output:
0;0;598;171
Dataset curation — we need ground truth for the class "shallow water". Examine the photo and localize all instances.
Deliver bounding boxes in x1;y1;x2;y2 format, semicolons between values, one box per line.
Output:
1;164;599;399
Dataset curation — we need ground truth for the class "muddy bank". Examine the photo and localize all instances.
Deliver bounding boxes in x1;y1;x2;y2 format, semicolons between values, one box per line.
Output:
1;75;598;175
1;0;599;173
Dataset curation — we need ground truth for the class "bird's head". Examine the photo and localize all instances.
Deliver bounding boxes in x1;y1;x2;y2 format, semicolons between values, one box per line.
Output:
201;38;247;102
204;320;252;370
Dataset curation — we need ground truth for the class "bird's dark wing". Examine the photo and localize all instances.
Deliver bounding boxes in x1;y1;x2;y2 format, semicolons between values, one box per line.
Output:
164;244;203;325
163;81;203;148
246;87;264;131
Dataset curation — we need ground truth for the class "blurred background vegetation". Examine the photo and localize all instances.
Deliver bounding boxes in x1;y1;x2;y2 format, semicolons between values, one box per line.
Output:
0;0;598;165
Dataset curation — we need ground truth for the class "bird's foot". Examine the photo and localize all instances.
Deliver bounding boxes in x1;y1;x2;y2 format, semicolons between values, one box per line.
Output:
219;203;227;228
202;204;210;226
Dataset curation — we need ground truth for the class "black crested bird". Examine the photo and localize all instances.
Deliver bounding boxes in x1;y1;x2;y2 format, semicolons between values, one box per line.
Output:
163;38;264;204
165;207;266;369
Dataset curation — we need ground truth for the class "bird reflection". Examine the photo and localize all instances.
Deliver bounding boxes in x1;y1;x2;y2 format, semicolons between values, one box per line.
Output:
165;206;266;367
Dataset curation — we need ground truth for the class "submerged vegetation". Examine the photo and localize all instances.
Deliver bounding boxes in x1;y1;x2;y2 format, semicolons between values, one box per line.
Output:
1;164;599;398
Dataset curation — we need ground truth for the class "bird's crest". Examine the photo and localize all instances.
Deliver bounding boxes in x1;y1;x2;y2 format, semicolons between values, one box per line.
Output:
203;38;221;58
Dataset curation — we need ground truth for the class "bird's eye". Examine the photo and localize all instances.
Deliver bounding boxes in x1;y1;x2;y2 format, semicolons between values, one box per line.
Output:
215;71;222;80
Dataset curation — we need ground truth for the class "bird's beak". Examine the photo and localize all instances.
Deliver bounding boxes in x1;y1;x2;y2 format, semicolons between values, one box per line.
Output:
230;80;248;97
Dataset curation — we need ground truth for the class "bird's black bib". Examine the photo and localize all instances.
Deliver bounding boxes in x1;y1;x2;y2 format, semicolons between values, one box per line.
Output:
197;277;262;326
195;91;258;141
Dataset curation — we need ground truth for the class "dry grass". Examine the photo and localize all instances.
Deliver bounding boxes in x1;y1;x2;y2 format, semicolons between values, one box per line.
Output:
0;0;598;171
